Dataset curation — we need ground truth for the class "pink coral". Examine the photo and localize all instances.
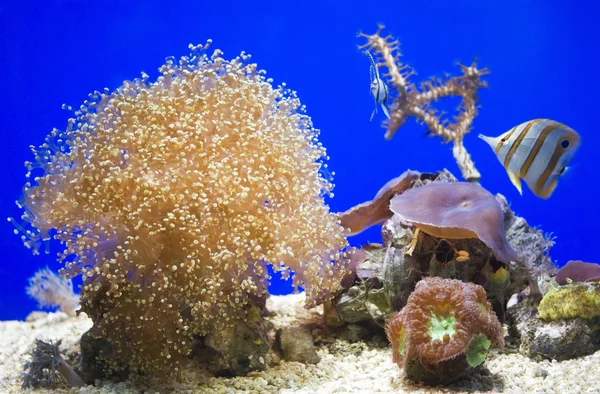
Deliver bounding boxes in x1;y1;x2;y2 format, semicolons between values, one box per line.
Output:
13;43;349;374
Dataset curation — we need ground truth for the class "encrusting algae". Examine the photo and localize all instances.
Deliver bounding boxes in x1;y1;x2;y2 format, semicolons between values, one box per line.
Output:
11;42;351;376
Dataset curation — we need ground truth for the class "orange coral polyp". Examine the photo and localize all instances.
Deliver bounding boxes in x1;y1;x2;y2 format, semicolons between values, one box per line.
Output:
15;43;349;374
386;277;503;370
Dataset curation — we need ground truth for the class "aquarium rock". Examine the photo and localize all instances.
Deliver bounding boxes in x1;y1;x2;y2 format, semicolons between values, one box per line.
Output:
333;246;391;326
507;295;600;361
338;323;373;343
538;282;600;320
277;326;320;364
202;307;272;376
496;194;556;298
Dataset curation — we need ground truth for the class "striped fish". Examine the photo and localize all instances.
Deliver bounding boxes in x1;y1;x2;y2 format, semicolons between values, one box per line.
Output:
364;50;390;121
478;119;580;199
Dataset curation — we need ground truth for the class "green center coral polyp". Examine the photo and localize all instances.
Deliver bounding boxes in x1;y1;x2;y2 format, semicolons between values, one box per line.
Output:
396;329;407;358
465;334;492;367
428;313;456;341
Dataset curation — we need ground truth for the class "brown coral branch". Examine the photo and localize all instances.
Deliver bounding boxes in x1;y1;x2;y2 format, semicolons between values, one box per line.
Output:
359;26;489;183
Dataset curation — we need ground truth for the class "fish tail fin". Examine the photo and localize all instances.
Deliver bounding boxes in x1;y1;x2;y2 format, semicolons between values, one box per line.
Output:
381;103;391;119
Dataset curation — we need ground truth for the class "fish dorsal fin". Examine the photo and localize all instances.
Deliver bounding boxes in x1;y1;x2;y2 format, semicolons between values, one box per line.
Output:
364;50;377;82
506;170;523;195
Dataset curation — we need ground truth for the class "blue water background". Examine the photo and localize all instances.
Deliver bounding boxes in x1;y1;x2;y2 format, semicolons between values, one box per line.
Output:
1;0;598;320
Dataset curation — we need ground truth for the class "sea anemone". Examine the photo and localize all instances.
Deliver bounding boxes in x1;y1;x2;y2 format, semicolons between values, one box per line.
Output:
12;42;349;374
26;267;79;317
386;277;504;385
389;181;518;263
22;339;84;389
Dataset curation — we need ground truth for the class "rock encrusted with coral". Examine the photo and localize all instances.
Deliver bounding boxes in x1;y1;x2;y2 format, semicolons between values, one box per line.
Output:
386;277;504;385
13;43;350;376
507;294;600;362
336;170;554;323
4;294;600;393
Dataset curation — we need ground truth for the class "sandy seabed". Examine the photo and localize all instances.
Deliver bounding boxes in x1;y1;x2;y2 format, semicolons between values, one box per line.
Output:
1;293;599;394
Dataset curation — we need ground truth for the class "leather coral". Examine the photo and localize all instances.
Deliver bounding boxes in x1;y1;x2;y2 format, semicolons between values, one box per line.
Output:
13;42;350;375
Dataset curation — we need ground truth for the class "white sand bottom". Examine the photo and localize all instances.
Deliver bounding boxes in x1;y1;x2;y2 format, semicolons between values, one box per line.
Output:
1;293;598;394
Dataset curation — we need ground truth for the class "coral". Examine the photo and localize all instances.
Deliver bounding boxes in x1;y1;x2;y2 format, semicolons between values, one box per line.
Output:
495;193;556;297
385;277;503;385
538;282;600;320
335;169;554;325
507;295;600;361
555;260;600;285
389;181;518;263
359;25;489;182
339;170;420;236
22;339;84;389
13;43;350;375
26;267;79;317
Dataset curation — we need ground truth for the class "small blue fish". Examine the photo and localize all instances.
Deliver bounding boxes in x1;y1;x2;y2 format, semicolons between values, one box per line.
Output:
364;50;390;121
479;119;581;199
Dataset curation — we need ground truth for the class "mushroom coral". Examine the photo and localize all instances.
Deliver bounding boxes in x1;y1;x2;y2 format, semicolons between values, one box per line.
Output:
386;277;503;385
12;43;350;375
555;260;600;285
389;182;518;263
339;170;420;236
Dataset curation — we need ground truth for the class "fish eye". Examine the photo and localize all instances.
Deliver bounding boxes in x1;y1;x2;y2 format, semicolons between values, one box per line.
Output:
560;139;570;149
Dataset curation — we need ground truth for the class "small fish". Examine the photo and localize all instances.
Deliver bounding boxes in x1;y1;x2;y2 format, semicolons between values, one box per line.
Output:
364;50;390;121
479;119;580;199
